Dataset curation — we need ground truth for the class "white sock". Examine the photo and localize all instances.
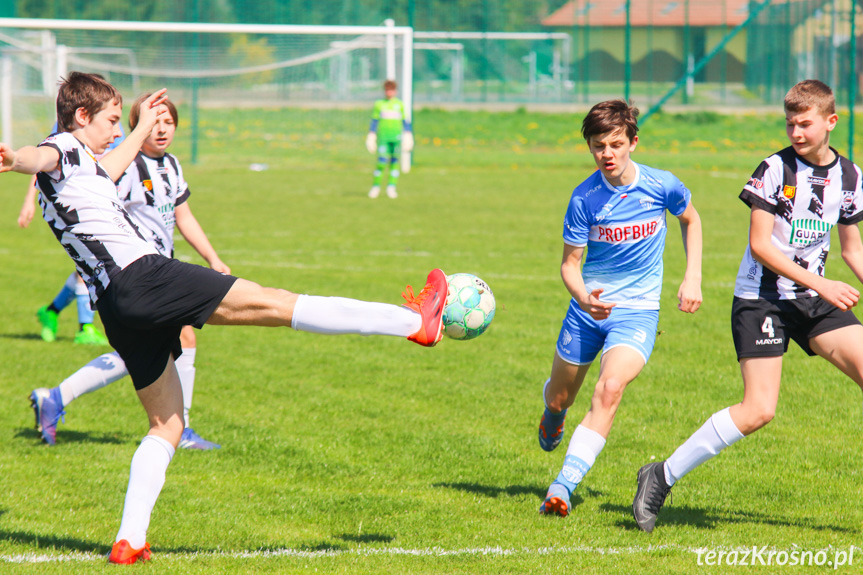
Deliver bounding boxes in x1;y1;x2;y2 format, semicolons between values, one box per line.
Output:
565;424;607;466
291;294;421;337
664;407;744;486
58;352;128;407
175;348;196;429
115;435;175;549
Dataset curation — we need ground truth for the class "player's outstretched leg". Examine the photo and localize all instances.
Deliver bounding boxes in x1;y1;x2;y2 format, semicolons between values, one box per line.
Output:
632;461;672;532
29;387;65;445
538;379;567;451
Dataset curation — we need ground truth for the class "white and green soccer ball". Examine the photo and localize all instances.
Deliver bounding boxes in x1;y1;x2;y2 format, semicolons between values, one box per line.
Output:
442;273;495;340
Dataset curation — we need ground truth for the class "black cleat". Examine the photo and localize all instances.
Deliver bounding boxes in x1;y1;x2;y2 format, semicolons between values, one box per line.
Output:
632;461;672;533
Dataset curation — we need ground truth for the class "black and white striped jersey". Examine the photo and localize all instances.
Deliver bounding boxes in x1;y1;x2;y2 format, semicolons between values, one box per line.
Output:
116;152;191;258
735;146;863;300
36;132;158;303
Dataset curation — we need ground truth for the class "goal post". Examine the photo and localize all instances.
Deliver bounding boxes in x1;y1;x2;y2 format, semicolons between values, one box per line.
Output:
0;17;414;168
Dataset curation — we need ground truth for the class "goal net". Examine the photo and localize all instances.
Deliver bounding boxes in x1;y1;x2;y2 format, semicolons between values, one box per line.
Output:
0;18;414;166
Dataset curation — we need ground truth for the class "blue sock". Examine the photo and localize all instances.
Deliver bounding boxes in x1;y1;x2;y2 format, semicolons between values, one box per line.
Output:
76;293;95;325
553;455;592;494
52;284;76;311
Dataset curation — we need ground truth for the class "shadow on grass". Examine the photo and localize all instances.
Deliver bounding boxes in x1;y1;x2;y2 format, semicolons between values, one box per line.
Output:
0;333;47;341
337;533;395;544
434;481;605;499
600;502;857;533
0;529;353;557
13;427;128;446
1;529;106;555
433;482;547;500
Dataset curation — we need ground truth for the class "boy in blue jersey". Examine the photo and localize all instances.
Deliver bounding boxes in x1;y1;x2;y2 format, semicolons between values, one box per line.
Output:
537;100;703;517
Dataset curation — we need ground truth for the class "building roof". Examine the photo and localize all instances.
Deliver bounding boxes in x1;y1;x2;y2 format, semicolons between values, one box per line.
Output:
542;0;782;28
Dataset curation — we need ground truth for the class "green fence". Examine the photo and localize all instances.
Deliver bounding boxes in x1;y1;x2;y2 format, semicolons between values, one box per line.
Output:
5;1;862;108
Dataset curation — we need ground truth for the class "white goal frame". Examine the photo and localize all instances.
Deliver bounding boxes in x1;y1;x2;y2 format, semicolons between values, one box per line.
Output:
0;17;414;168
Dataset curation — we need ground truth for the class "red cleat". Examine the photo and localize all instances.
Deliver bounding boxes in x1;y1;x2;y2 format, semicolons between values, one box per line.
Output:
108;540;152;564
402;269;447;347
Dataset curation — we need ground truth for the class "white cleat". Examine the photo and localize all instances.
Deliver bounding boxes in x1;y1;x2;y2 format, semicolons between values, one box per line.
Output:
368;185;380;198
386;185;398;199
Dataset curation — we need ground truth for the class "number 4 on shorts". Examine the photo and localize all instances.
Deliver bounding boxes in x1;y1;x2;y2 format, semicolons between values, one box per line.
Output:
761;316;775;338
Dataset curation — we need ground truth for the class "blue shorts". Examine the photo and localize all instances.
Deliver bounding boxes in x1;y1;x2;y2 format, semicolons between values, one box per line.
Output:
556;303;659;365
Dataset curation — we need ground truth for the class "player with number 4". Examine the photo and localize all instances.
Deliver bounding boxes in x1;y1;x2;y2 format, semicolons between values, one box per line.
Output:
633;80;863;533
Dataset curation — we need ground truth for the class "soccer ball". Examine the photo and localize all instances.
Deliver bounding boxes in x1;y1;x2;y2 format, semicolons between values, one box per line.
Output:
442;273;495;340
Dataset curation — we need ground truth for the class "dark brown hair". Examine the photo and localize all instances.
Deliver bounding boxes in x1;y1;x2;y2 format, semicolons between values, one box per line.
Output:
384;79;397;91
129;92;178;129
581;99;639;142
56;72;122;132
784;79;835;116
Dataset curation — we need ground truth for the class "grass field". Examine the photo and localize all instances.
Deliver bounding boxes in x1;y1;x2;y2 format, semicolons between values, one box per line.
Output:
2;107;862;573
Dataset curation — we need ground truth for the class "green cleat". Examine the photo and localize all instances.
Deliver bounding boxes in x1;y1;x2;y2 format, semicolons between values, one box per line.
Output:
74;323;109;345
36;306;58;342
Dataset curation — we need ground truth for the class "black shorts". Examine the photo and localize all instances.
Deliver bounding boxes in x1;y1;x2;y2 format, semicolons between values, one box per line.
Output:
731;296;861;360
97;254;238;390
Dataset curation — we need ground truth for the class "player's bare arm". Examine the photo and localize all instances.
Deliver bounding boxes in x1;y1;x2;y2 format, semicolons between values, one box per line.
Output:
675;201;703;313
561;243;615;320
0;144;60;175
101;89;168;181
175;202;231;274
837;223;863;286
749;207;859;310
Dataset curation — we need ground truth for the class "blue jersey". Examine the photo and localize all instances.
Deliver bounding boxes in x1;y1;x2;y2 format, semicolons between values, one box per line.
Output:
563;162;691;310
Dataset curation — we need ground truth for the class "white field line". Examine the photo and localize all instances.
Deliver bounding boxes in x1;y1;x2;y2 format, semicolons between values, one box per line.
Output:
1;544;851;564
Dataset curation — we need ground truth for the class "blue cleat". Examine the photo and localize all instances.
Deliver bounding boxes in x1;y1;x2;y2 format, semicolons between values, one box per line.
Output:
538;407;567;452
539;482;572;517
179;428;221;450
30;387;65;445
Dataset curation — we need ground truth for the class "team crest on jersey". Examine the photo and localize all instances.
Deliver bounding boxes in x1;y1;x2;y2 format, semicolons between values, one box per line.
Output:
789;218;831;248
783;185;796;199
143;179;153;192
639;197;654;211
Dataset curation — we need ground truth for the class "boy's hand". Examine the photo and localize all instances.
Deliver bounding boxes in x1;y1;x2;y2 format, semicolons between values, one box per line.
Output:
0;143;15;173
402;131;414;152
365;132;377;154
135;89;168;131
816;278;859;311
18;201;35;228
209;257;231;275
578;288;616;321
677;277;702;313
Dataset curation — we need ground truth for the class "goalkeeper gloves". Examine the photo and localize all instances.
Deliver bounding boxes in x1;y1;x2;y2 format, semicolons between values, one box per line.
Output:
401;131;414;152
365;132;377;154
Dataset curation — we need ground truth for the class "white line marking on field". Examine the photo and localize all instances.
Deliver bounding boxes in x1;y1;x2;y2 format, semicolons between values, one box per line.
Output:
3;544;846;564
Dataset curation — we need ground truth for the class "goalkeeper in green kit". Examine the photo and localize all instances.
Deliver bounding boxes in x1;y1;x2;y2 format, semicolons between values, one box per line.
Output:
366;79;413;199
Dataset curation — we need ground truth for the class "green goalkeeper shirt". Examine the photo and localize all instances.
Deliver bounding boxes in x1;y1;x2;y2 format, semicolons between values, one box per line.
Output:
371;97;407;143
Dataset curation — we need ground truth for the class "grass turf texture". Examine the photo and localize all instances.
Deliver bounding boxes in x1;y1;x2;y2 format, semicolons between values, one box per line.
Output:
1;108;862;573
